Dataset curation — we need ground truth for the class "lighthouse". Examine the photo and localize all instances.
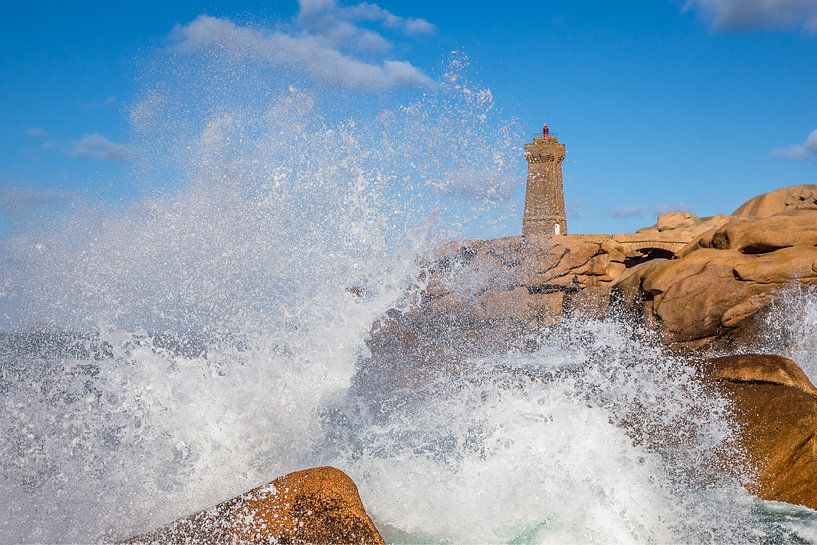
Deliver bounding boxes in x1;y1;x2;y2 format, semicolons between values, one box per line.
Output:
522;124;567;236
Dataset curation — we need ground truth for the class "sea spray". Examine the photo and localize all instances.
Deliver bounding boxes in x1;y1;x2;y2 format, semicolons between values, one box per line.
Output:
1;21;816;545
326;316;772;544
755;285;817;383
0;44;522;543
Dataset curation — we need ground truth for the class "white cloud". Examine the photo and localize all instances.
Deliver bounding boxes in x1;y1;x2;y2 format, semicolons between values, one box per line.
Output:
85;96;117;109
685;0;817;32
298;0;337;18
340;2;435;34
171;0;434;91
25;127;49;138
774;128;817;160
404;18;435;34
70;133;129;161
611;206;643;218
297;0;435;36
354;29;391;51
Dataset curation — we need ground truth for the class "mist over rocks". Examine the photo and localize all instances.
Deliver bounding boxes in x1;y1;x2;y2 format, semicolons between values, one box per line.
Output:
413;184;817;351
381;183;817;515
297;186;817;539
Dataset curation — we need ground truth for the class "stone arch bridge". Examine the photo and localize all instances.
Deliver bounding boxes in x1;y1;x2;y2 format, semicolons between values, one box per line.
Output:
574;233;692;256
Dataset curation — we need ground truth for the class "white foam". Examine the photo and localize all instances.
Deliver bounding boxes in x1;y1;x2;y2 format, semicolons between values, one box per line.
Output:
0;48;520;543
329;318;770;544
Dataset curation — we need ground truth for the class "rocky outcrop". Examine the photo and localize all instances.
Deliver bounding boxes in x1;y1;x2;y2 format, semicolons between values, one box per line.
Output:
412;185;817;350
732;184;817;218
700;354;817;510
614;207;817;348
410;234;630;351
679;209;817;256
421;236;600;327
637;211;732;242
122;467;385;545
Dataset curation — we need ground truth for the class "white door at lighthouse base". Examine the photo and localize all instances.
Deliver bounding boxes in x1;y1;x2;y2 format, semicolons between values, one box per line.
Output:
554;223;561;235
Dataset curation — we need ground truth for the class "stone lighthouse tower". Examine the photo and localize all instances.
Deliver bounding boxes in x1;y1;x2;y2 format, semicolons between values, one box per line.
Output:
523;124;567;236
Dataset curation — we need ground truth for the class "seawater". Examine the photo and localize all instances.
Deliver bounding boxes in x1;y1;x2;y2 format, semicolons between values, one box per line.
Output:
1;44;816;545
331;314;817;545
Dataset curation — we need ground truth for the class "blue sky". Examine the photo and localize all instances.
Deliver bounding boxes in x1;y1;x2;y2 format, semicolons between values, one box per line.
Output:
1;0;816;238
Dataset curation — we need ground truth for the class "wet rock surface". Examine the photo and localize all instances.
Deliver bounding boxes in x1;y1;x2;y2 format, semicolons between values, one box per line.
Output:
700;354;817;510
122;467;385;545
